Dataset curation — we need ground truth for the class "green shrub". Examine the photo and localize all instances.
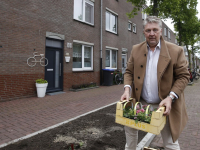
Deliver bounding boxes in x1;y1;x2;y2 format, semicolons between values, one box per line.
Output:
36;79;48;84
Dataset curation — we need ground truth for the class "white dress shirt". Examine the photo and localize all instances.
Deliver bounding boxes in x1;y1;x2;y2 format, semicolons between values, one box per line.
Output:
141;41;161;103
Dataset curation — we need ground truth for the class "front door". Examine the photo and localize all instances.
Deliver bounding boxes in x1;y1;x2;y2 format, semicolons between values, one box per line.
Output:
45;39;63;93
122;54;127;74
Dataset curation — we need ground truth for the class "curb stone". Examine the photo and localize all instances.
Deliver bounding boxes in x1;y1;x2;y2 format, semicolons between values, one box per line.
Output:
137;133;156;150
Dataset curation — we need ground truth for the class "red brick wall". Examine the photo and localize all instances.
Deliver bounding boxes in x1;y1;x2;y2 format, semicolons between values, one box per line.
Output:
0;0;101;101
0;0;177;101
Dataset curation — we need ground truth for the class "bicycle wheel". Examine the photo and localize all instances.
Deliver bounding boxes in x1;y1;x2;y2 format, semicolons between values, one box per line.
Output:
115;74;121;85
27;57;36;67
40;57;48;66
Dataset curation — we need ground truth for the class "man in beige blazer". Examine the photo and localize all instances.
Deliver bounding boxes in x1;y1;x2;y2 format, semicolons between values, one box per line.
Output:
120;16;190;150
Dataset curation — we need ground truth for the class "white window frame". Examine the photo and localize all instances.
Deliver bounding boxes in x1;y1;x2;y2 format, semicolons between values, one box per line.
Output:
106;8;118;34
132;23;136;33
142;7;147;20
175;39;177;44
73;0;94;25
164;28;167;36
128;21;132;31
168;30;171;39
72;41;94;71
105;46;118;69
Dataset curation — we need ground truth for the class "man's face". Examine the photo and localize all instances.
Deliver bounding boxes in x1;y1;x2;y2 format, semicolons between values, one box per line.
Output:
143;23;162;47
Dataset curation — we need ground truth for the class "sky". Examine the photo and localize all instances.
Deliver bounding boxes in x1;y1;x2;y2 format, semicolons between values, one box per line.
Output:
147;0;200;32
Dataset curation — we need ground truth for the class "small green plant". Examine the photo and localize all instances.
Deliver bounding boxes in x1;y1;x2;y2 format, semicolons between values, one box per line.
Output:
123;105;157;124
36;79;48;84
79;141;84;147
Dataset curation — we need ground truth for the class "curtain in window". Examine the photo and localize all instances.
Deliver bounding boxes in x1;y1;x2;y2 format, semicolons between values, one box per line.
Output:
84;46;91;67
111;14;116;32
106;12;110;31
85;2;93;24
73;44;82;68
105;50;110;67
112;50;117;68
74;0;83;21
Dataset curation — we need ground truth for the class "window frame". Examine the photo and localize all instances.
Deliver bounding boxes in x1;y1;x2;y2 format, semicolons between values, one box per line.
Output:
164;28;167;36
128;21;132;31
105;47;118;69
72;41;94;71
142;7;147;20
132;23;137;33
73;0;94;25
168;30;171;39
105;8;118;34
175;39;177;44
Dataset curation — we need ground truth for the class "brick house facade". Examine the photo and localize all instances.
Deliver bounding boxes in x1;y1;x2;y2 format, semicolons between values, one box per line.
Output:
0;0;177;101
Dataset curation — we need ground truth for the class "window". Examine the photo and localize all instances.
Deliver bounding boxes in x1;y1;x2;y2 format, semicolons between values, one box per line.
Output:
164;28;167;36
175;39;177;44
142;7;147;20
73;42;93;71
132;23;136;33
105;49;117;69
106;9;118;34
168;30;171;39
73;0;94;25
128;21;132;31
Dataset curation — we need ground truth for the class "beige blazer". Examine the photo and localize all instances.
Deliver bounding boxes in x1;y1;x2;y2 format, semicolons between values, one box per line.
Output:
124;36;190;142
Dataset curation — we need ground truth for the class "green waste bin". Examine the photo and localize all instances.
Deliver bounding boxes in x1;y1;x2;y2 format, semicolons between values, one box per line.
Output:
102;69;114;86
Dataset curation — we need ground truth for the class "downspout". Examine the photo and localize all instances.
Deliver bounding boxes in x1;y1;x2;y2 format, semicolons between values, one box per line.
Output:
100;0;103;85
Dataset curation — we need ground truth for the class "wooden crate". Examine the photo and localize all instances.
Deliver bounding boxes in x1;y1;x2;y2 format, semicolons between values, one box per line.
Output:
115;99;166;135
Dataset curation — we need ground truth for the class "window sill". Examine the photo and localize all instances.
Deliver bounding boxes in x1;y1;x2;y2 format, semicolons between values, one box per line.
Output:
73;19;94;27
106;30;118;35
72;68;94;72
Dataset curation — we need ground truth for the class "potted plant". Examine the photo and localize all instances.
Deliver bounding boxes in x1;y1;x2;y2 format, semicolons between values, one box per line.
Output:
35;79;48;98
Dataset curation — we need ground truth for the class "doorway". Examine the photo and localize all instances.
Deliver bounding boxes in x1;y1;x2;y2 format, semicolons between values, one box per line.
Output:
45;38;63;93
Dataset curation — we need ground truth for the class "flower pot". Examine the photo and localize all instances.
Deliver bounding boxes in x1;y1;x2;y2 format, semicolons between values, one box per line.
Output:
36;83;48;98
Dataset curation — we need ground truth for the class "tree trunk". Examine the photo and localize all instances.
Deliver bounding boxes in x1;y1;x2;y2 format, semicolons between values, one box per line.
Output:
186;45;192;69
152;0;158;16
191;46;195;70
178;20;182;46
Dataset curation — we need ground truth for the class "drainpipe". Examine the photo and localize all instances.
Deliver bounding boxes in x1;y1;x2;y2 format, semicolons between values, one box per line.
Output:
100;0;103;85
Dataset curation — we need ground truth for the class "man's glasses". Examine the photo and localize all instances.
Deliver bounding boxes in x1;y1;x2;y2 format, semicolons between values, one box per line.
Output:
145;29;159;33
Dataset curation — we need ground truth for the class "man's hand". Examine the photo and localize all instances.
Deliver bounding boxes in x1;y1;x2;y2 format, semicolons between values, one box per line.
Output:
120;87;130;102
159;96;173;116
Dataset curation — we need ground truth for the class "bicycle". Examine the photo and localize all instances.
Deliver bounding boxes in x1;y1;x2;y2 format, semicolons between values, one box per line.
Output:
115;70;124;85
27;52;48;67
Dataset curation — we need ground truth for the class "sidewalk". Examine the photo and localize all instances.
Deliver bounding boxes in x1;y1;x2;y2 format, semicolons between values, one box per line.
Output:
0;79;200;150
0;85;124;146
149;79;200;150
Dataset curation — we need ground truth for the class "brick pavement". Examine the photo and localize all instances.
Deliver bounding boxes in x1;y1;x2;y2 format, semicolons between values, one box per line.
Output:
0;85;124;146
150;79;200;150
1;80;200;149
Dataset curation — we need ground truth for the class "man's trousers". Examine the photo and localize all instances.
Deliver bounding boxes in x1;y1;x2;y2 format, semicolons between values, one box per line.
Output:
124;101;180;150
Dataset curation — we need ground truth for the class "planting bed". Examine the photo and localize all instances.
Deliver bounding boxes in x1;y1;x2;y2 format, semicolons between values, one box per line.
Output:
0;104;146;150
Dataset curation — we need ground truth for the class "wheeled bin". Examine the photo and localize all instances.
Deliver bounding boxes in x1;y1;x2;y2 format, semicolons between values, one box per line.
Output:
102;69;114;86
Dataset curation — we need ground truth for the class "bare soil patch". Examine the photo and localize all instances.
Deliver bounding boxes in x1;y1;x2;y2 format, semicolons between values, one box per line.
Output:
0;104;146;150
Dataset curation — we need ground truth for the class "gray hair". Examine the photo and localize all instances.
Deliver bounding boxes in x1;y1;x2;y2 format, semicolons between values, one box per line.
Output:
143;16;162;29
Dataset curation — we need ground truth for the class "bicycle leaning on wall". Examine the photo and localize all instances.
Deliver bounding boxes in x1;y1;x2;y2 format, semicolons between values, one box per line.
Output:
115;70;124;85
27;52;48;67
